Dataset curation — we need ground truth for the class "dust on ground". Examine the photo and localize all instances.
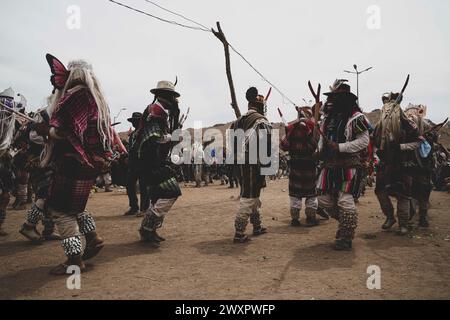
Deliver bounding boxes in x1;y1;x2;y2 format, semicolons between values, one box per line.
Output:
1;179;449;300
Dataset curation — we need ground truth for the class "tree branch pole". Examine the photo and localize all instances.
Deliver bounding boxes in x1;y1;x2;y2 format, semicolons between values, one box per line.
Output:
212;21;241;119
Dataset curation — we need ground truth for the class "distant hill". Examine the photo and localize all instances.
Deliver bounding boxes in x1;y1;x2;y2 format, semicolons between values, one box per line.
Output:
119;110;450;148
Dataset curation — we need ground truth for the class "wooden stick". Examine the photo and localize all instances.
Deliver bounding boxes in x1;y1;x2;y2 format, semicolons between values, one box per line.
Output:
179;114;186;125
308;81;322;140
427;117;448;134
0;101;35;122
386;74;411;120
265;87;272;102
212;21;241;119
277;108;287;126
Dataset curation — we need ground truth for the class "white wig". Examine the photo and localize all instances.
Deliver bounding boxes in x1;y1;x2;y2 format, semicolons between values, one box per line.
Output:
48;59;113;152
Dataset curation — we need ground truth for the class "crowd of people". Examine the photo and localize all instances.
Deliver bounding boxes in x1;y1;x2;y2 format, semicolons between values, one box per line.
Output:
0;53;449;275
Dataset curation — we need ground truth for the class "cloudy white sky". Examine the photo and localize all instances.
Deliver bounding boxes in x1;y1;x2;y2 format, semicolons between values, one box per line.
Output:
1;0;449;131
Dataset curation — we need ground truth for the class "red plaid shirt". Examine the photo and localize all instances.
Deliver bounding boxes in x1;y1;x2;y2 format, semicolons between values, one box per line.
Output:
50;87;107;168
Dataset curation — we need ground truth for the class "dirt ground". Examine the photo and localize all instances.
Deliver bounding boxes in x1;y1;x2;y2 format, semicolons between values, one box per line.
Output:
1;179;449;300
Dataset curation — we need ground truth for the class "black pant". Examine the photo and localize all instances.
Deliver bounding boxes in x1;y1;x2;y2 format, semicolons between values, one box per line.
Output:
126;169;150;212
227;165;240;188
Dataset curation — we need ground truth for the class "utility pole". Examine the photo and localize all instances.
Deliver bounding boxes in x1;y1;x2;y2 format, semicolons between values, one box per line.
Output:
344;65;373;107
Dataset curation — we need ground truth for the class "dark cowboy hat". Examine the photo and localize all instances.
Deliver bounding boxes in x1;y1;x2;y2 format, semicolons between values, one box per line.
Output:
127;112;143;123
324;80;358;101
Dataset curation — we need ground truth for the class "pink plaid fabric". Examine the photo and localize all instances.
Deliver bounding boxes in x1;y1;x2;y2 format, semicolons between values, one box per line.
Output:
50;87;107;168
48;172;95;213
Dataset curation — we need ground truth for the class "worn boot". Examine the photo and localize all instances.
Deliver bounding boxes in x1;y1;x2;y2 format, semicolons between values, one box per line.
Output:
290;208;301;227
139;228;165;243
305;208;320;227
77;211;100;256
42;230;62;241
22;204;48;242
42;226;62;241
234;217;250;243
397;225;409;236
233;233;250;243
50;236;85;275
291;219;301;227
418;209;429;228
396;196;411;235
140;211;164;246
253;226;268;236
250;211;267;236
19;223;42;243
334;239;352;251
124;207;139;216
82;231;104;260
317;207;330;220
136;211;145;218
335;210;358;251
50;255;86;276
139;229;161;246
382;215;397;230
154;231;166;242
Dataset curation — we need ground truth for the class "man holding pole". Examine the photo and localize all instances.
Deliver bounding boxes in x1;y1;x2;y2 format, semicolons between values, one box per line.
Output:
317;80;370;251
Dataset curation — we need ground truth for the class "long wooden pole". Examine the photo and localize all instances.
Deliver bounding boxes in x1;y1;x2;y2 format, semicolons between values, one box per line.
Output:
0;101;35;122
212;21;241;119
308;81;322;140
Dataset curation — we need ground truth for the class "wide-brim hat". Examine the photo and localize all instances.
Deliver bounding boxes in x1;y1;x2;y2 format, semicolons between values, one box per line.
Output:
324;81;358;101
127;112;143;123
0;87;15;99
150;80;180;98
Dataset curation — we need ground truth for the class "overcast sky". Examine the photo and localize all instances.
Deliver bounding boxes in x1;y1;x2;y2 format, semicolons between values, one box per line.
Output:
1;0;449;131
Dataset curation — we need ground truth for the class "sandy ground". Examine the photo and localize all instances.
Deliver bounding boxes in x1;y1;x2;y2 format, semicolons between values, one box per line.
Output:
0;179;449;300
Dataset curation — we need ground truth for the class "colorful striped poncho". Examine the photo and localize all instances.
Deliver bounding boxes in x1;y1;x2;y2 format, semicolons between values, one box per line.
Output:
317;111;370;197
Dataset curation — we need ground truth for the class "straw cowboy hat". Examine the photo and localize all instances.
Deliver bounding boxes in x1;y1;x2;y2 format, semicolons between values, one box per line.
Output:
150;80;180;98
0;87;15;99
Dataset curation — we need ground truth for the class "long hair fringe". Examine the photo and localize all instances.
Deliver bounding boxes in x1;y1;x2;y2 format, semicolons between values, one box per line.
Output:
48;60;113;153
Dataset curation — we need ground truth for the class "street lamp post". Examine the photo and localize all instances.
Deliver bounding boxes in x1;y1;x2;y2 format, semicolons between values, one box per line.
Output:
113;107;127;124
344;65;373;107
